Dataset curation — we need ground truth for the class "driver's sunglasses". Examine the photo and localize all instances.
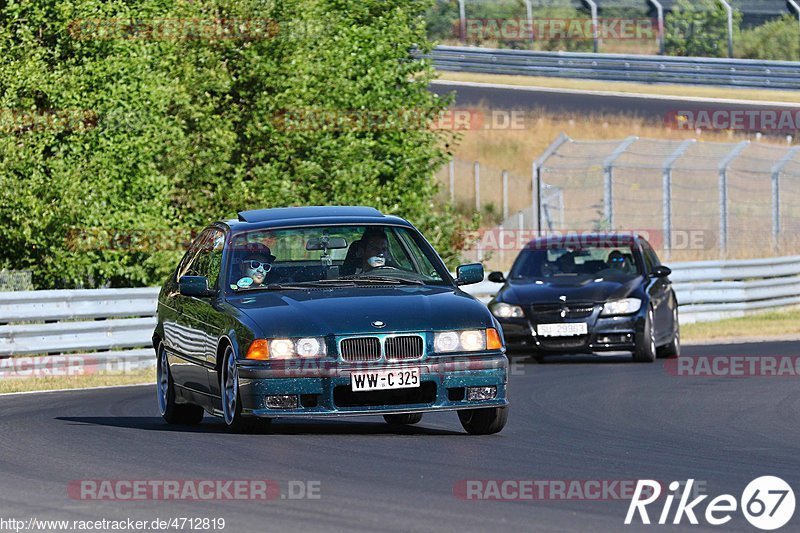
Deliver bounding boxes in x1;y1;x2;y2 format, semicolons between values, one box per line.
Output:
244;260;272;272
611;257;624;263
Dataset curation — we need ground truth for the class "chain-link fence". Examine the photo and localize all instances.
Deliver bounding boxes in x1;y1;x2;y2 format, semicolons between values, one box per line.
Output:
437;134;800;269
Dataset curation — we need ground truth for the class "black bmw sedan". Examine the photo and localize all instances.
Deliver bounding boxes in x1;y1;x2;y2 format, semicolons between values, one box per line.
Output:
487;233;679;362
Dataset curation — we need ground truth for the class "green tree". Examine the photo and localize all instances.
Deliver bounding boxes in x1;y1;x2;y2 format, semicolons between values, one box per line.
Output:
665;0;741;57
0;0;472;289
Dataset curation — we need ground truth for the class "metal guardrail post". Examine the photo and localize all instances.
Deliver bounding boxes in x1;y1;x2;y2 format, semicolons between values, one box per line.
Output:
770;146;800;248
661;139;695;259
718;0;735;58
648;0;665;55
473;161;481;212
532;133;571;234
458;0;466;44
583;0;599;53
602;136;638;230
718;141;749;255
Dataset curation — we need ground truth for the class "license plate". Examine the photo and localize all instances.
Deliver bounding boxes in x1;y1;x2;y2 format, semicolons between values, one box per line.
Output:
537;323;588;337
351;368;420;392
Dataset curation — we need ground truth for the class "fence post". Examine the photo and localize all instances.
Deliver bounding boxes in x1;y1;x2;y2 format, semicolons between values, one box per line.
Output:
583;0;599;53
523;0;533;44
718;141;749;255
648;0;665;55
661;140;695;260
458;0;466;44
473;161;480;213
718;0;734;58
790;1;800;36
770;146;800;249
602;137;638;230
502;170;509;220
449;159;455;203
532;133;571;235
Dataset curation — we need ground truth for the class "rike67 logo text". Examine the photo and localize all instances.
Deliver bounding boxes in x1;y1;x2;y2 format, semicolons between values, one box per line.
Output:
625;477;795;530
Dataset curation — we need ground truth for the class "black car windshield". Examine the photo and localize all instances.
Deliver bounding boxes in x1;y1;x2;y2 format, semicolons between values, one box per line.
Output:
509;245;642;281
226;225;448;291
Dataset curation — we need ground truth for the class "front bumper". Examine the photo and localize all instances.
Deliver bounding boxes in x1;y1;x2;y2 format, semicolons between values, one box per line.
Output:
236;353;508;417
499;313;644;355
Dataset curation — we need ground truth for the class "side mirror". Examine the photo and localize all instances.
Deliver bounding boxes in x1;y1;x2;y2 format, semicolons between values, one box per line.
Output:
487;271;506;283
179;276;215;297
455;263;484;286
651;265;672;278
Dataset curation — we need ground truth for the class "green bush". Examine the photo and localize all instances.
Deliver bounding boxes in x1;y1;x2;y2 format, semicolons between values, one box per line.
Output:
0;0;473;289
738;15;800;61
665;0;741;57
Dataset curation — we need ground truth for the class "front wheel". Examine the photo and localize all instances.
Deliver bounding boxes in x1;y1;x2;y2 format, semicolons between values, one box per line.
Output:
633;306;657;363
384;413;423;426
220;345;271;433
157;343;204;425
458;406;508;435
658;305;680;359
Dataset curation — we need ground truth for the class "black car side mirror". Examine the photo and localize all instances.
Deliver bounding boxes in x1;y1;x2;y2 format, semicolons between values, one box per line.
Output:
455;263;484;286
487;271;506;283
179;276;216;297
651;265;672;278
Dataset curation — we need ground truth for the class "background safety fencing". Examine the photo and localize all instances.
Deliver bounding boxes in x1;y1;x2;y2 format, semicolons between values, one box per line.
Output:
438;134;800;270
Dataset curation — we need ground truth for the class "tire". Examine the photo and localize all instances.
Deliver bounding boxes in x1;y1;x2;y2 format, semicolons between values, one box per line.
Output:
384;413;423;425
458;406;508;435
633;306;657;363
157;343;204;425
220;345;271;433
658;304;680;359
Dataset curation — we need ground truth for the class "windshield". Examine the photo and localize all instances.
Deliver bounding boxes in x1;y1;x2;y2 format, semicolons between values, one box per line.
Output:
226;225;449;291
509;245;642;281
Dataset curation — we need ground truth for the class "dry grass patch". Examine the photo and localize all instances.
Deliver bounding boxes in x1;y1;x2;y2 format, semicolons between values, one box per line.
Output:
0;367;155;394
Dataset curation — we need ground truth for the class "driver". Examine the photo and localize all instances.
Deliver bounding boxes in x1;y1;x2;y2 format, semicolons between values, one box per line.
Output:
607;250;628;272
235;243;276;289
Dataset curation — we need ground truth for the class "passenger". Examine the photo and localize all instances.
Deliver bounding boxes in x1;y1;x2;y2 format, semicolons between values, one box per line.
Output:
234;244;276;289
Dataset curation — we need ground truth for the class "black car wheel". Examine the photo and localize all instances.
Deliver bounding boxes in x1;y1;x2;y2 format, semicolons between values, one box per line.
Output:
633;306;657;363
220;345;271;433
157;343;204;425
384;413;423;426
458;406;508;435
658;305;680;359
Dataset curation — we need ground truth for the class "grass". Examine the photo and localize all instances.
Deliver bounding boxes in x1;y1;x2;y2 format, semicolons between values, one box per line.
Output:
682;307;800;343
0;367;155;394
437;71;800;104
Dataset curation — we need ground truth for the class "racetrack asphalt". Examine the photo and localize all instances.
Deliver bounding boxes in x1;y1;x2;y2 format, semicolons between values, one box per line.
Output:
1;340;798;532
429;81;799;122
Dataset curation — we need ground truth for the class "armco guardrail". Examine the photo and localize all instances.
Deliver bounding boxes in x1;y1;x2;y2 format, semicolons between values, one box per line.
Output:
460;255;800;323
429;45;800;90
1;256;799;373
0;288;159;372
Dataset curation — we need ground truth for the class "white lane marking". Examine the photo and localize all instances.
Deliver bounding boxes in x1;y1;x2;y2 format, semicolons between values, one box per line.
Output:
431;79;800;108
0;382;153;397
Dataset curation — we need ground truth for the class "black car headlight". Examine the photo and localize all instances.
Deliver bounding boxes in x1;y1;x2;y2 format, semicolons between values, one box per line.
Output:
600;298;642;317
490;302;525;318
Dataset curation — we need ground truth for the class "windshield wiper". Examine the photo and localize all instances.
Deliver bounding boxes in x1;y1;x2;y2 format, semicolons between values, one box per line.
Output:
342;275;425;285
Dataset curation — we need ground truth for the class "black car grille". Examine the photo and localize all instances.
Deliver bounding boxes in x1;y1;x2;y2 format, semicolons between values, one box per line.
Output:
385;335;424;360
340;337;381;362
538;336;589;350
531;302;596;320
